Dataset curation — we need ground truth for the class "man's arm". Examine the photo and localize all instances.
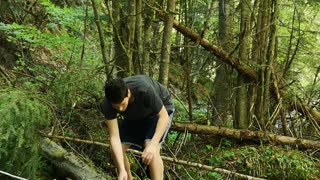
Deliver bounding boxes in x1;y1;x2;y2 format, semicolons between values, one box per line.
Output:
105;119;127;177
142;106;169;165
151;106;170;143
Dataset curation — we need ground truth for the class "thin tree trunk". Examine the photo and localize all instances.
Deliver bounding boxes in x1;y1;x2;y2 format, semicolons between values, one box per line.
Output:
158;0;176;86
133;0;143;74
80;5;88;68
91;0;109;76
126;0;135;76
142;0;154;75
183;0;193;121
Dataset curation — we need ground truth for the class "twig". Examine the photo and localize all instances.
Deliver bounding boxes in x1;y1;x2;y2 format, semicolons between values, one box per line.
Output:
0;65;13;86
0;170;28;180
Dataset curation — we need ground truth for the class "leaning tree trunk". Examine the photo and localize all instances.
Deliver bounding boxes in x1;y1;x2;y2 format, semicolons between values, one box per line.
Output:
40;138;112;180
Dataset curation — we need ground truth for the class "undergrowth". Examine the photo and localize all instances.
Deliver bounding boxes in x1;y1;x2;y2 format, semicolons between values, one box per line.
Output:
166;135;320;180
0;89;51;179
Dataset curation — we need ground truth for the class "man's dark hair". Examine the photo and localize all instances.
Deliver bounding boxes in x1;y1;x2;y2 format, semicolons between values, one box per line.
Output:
104;78;128;104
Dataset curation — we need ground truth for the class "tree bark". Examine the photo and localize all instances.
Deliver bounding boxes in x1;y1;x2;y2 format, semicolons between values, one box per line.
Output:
212;0;233;126
158;0;176;87
40;138;111;180
142;0;154;75
111;0;132;78
170;122;320;150
134;0;143;74
127;0;136;76
235;0;252;129
91;0;109;77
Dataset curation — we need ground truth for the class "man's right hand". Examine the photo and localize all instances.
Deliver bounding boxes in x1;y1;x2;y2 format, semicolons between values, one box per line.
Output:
118;169;128;180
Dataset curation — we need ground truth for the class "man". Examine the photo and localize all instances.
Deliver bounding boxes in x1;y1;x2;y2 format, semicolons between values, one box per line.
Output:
101;75;174;180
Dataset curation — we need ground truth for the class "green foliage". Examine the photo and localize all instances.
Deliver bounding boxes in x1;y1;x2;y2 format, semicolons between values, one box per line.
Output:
0;22;81;50
206;146;320;180
0;89;51;179
172;99;189;122
40;0;86;34
50;69;103;109
207;172;222;180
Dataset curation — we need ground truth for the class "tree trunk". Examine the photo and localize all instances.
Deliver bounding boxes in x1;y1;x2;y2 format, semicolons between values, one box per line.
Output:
212;0;233;126
127;0;135;76
111;0;126;77
170;122;320;150
142;0;154;75
112;0;133;78
91;0;109;77
158;0;176;87
40;138;111;180
182;0;193;121
252;0;270;129
235;0;252;129
133;0;143;74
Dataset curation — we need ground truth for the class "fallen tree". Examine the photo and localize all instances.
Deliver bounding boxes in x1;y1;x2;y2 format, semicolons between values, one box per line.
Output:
41;134;266;180
171;122;320;150
156;11;320;125
40;138;111;180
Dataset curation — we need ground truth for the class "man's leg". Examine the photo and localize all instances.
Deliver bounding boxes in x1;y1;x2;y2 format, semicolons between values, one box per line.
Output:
111;144;133;180
145;141;163;180
122;144;133;180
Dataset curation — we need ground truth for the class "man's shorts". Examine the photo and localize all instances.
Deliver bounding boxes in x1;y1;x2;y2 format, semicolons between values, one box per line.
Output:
118;109;174;150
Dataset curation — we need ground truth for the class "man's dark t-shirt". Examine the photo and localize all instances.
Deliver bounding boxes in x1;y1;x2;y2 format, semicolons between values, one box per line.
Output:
101;75;174;121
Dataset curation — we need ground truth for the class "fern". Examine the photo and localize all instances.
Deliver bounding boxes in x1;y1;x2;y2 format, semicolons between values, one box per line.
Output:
0;89;51;179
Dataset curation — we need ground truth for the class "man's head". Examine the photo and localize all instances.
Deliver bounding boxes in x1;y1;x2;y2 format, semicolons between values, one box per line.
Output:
104;78;130;112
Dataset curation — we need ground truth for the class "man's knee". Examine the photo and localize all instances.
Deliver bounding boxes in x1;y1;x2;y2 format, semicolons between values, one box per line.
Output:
150;151;162;166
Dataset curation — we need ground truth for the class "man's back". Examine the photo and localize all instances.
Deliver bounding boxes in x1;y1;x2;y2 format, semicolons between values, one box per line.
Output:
102;75;174;121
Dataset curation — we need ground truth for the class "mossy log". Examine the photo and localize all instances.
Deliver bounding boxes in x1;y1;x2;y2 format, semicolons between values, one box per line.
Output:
171;122;320;150
40;138;112;180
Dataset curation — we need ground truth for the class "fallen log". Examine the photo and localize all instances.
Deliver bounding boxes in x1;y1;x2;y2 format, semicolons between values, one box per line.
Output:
40;138;112;180
42;134;266;180
171;122;320;150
